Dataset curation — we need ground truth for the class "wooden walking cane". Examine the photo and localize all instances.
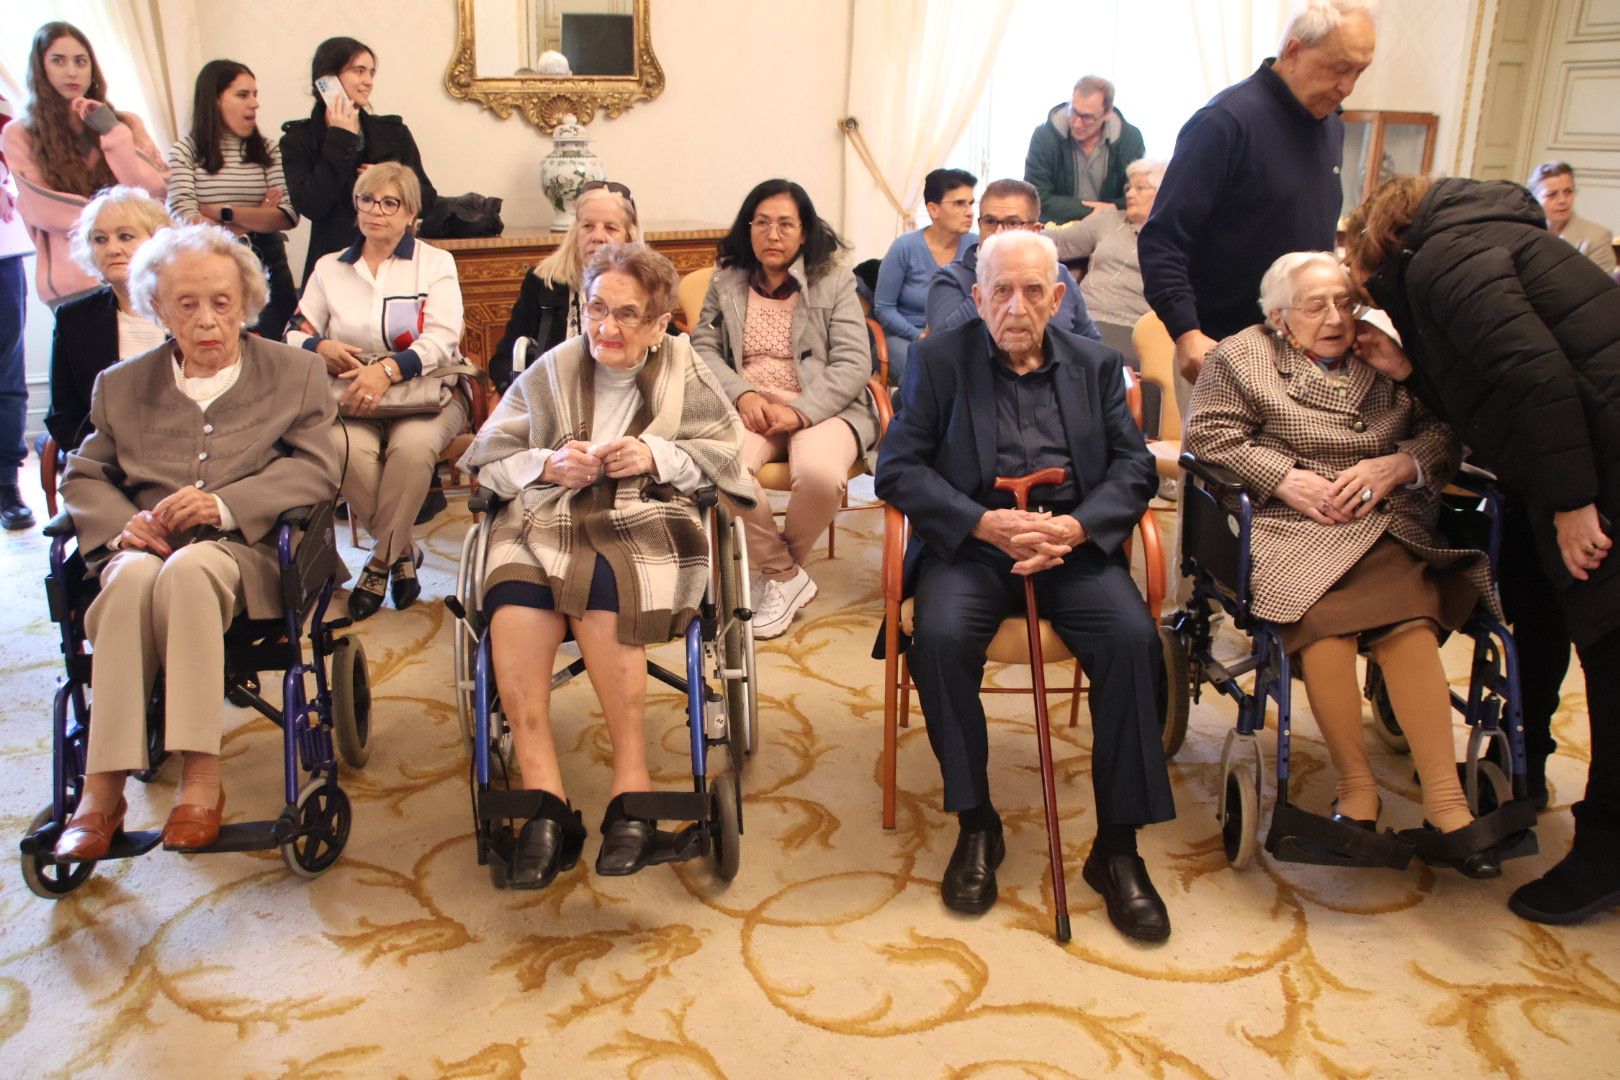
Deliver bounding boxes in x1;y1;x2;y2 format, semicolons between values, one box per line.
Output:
993;466;1072;943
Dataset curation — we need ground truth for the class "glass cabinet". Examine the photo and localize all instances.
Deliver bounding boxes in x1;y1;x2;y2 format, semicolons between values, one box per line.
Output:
1340;111;1439;218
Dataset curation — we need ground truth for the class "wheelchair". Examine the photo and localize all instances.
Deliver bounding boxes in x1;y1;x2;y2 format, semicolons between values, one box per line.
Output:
18;502;372;898
447;487;757;888
1158;454;1539;871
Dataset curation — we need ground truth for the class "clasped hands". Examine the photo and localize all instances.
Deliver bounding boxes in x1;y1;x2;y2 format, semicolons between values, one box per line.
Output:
736;391;805;437
543;437;654;489
974;509;1087;576
117;487;223;557
1274;453;1417;526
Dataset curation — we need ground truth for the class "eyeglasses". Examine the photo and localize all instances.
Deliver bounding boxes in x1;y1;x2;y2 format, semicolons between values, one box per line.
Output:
750;217;802;237
355;193;402;216
1125;181;1157;193
978;215;1035;231
1069;109;1104;125
584;298;656;329
937;197;974;209
1290;294;1366;320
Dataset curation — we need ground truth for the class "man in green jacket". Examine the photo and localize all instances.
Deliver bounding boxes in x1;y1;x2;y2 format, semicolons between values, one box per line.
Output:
1023;75;1145;226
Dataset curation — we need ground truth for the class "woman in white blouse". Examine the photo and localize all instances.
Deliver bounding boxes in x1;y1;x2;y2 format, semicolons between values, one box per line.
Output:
45;186;171;451
287;162;466;619
167;60;299;336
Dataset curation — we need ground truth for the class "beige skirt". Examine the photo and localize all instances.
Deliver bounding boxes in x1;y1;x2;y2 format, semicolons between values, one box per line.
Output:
1282;534;1482;655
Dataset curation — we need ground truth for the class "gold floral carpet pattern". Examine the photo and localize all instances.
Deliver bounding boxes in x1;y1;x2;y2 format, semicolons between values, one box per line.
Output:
0;484;1616;1079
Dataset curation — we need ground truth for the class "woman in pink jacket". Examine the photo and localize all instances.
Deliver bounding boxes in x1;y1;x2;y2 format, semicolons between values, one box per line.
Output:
1;22;167;306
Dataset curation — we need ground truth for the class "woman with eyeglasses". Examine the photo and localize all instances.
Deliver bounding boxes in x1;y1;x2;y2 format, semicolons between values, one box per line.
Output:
459;243;751;888
286;162;466;620
871;167;977;384
1345;176;1620;927
488;180;638;393
1183;251;1504;877
167;60;298;337
691;178;878;639
280;36;436;283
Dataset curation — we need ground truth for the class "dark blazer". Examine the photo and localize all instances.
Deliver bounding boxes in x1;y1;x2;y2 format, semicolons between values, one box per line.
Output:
46;287;123;451
1364;177;1620;645
280;108;437;282
874;320;1156;598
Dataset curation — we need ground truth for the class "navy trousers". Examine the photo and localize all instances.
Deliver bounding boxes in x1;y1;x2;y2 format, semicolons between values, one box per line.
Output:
0;255;27;484
908;540;1176;826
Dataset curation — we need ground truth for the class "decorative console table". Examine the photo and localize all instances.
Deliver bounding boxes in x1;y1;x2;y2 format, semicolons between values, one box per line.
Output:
436;224;726;369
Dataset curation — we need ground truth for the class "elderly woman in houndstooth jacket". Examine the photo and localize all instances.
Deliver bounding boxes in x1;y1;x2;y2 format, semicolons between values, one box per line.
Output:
1183;251;1503;876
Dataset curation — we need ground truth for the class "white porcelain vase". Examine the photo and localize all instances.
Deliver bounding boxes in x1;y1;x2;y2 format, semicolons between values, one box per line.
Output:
540;114;605;232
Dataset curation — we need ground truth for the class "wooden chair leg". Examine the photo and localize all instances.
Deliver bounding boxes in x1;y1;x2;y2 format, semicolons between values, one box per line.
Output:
40;444;59;518
883;617;901;830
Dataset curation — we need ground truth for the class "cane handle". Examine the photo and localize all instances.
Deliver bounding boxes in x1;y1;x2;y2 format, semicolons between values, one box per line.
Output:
993;467;1070;512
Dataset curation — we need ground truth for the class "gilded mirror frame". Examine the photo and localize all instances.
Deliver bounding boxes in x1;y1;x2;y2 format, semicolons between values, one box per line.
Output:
444;0;665;133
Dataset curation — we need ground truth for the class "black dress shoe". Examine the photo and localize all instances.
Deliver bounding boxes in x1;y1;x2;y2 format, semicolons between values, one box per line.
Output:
0;484;34;531
595;794;657;876
390;545;424;610
348;564;388;621
508;792;586;890
1400;820;1503;880
942;821;1005;915
414;487;448;526
1082;851;1172;942
1329;798;1378;831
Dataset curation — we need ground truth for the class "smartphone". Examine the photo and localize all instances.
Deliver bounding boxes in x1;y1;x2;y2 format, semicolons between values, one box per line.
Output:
315;75;351;113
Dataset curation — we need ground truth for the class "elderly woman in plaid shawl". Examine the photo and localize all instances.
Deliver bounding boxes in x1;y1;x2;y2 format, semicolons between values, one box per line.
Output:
1184;251;1505;879
459;243;752;891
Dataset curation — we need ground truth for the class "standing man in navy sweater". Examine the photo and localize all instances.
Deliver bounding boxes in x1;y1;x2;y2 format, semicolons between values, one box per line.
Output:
1139;0;1378;397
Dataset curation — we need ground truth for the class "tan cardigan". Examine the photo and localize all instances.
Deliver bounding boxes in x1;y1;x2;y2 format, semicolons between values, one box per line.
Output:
62;334;340;618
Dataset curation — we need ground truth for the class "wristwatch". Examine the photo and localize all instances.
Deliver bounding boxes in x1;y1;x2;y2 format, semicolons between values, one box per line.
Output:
381;358;401;383
219;206;234;224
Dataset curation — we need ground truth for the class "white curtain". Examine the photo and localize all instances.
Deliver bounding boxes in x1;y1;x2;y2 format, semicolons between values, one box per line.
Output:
841;0;1016;259
1184;0;1297;100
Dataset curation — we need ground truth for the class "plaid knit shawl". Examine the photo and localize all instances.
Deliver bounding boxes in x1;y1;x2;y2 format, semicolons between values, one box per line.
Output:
459;333;753;645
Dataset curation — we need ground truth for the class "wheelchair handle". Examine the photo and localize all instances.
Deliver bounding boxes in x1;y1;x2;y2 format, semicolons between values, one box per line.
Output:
276;505;316;528
993;468;1069;512
1178;452;1247;496
43;510;77;538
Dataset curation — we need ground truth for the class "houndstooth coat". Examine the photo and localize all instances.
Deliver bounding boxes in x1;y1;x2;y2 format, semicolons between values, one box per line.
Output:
1183;325;1497;625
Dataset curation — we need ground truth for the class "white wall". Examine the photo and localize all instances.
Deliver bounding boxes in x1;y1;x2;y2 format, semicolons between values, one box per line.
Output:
191;0;853;275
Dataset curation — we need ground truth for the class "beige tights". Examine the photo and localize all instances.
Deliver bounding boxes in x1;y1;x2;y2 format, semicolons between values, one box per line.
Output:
1299;625;1472;832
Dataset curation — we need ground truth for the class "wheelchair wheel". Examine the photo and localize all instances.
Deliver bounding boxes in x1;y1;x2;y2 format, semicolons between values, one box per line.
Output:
1156;625;1191;759
712;772;741;883
1219;732;1262;869
1464;727;1514;817
280;779;352;879
331;636;372;769
452;524;481;749
717;514;758;759
20;806;96;899
1364;661;1410;753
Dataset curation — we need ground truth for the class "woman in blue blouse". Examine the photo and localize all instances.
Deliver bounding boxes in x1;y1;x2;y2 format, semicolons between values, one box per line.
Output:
872;168;975;383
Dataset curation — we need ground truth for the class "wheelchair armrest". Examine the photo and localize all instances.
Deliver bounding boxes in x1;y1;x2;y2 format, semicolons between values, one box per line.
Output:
1179;452;1248;496
467;491;509;516
694;486;719;510
43;510;77;538
276;505;316;528
1452;462;1500;494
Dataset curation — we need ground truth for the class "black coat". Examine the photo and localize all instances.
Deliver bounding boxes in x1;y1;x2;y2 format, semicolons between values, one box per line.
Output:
488;273;572;393
1364;177;1620;645
46;287;123;451
280;107;437;282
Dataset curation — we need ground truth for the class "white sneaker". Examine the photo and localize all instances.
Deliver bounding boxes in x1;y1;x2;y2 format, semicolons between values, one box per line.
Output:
751;566;818;639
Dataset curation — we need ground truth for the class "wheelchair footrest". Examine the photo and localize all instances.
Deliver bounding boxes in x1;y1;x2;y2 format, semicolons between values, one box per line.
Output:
477;787;553;823
619;791;710;824
23;825;165;864
642;823;709;867
174;821;279;854
1400;799;1539;866
1265;802;1415;870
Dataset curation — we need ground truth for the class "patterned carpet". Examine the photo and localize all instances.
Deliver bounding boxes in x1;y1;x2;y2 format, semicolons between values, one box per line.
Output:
0;475;1615;1080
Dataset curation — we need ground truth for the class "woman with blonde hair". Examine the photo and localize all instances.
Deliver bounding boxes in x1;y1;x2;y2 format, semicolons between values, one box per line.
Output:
488;181;639;392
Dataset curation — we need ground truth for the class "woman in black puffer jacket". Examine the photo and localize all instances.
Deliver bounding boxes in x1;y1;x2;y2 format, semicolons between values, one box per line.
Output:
1346;175;1620;928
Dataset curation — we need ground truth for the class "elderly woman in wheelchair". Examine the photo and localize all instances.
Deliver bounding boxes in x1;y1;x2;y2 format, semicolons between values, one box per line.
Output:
1179;251;1529;877
51;223;340;864
457;243;754;890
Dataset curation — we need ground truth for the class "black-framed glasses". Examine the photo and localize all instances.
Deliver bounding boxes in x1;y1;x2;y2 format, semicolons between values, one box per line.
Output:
978;215;1034;231
583;297;656;329
355;193;402;215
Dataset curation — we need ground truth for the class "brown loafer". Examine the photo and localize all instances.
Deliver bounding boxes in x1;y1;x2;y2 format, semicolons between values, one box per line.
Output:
162;790;226;851
56;798;128;862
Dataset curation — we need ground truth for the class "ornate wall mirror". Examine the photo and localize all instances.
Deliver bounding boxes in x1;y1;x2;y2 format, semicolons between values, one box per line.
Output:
444;0;665;133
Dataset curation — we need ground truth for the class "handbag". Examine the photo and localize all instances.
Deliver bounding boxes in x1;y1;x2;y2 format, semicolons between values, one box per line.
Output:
334;358;481;418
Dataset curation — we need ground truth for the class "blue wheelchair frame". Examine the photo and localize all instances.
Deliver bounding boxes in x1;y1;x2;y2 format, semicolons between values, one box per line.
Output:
18;502;370;898
449;488;754;888
1165;454;1539;870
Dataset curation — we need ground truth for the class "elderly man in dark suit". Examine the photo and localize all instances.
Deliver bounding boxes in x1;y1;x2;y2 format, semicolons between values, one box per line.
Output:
875;229;1175;942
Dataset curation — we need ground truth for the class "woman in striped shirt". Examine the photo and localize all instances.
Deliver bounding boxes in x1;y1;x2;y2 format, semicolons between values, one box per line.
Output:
167;60;298;337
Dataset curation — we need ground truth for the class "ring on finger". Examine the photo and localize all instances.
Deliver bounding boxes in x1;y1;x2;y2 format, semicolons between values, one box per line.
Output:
1359;488;1373;503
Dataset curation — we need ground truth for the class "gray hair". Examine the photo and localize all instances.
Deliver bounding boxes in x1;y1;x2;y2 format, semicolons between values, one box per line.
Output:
1072;74;1115;112
128;223;270;326
69;186;172;278
1125;158;1168;189
582;242;680;318
1258;251;1347;324
977;229;1059;287
1279;0;1379;53
354;161;423;220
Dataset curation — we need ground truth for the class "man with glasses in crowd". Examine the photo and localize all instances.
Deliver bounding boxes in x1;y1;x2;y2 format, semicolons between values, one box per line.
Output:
926;178;1100;342
1023;75;1145;227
